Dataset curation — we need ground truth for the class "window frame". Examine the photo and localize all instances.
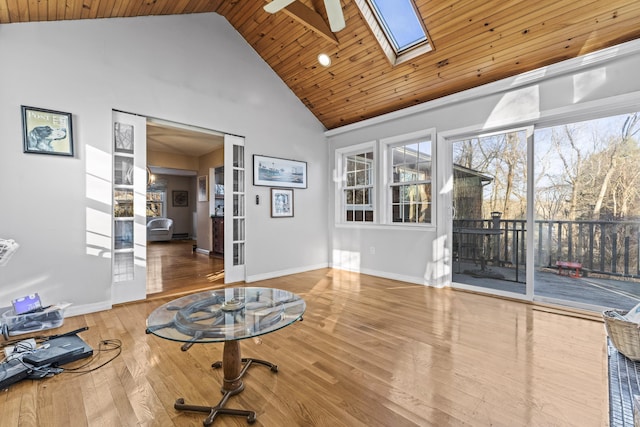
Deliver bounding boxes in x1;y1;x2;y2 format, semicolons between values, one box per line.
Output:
381;129;436;226
367;0;427;53
335;141;377;225
355;0;433;66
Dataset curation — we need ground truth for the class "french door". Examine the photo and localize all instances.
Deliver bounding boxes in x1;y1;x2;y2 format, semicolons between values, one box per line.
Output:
111;110;148;304
223;134;246;283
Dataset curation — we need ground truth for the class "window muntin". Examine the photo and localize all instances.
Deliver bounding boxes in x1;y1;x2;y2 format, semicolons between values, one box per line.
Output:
336;132;434;226
344;151;374;222
368;0;427;53
389;140;432;224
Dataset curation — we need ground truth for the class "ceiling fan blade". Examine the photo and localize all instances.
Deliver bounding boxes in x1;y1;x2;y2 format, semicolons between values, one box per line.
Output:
324;0;345;32
264;0;296;14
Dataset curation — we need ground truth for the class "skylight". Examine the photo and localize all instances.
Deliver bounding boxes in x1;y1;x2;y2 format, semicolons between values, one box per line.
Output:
368;0;427;53
356;0;432;66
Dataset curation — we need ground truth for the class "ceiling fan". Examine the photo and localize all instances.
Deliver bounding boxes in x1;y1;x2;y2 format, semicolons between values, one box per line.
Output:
264;0;346;32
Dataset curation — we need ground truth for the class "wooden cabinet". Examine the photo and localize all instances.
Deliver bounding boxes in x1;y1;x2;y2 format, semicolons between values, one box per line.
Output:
212;217;224;255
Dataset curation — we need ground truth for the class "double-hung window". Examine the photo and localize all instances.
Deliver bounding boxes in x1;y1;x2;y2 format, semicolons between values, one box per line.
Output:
336;131;434;226
383;130;434;224
337;143;375;223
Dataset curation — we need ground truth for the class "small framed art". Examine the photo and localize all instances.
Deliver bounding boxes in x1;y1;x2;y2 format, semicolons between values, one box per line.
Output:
271;188;294;218
173;190;188;207
22;106;74;156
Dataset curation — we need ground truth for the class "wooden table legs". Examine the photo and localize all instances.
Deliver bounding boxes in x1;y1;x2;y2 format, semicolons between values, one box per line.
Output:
174;340;278;426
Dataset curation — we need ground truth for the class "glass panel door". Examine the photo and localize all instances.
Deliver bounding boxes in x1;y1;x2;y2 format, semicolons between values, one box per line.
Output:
224;135;246;283
451;129;528;296
533;113;640;310
111;110;147;303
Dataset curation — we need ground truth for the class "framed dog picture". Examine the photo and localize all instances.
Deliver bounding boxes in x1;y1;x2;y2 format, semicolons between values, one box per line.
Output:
22;106;74;156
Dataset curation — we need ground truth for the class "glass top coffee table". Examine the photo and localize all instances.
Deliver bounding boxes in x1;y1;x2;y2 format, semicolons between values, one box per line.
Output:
146;287;306;425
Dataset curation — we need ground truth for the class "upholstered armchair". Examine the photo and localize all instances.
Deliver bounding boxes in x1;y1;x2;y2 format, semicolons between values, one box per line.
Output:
147;218;174;242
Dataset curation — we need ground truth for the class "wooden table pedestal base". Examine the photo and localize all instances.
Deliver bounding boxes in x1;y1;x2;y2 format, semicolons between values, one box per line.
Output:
174;340;278;426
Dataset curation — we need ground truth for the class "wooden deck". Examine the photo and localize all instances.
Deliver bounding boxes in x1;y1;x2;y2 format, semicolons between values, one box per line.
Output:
454;260;640;310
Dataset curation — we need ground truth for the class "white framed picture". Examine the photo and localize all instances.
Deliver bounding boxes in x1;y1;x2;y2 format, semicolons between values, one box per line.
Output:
198;175;208;202
254;155;307;189
271;188;294;218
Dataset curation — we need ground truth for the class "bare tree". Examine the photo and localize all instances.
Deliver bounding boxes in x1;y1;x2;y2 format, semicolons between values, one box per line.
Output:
453;131;528;220
550;125;585;220
499;132;527;217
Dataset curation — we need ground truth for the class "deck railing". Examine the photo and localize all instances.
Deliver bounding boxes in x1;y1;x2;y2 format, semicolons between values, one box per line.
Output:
453;219;640;280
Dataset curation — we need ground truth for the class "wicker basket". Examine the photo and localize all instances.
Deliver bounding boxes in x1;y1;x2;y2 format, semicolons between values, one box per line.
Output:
604;309;640;361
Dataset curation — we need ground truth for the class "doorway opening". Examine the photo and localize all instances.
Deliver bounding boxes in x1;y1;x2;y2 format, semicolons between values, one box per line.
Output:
145;118;225;297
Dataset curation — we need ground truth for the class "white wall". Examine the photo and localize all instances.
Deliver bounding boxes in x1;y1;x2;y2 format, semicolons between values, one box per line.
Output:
158;174;194;237
326;39;640;287
0;13;328;315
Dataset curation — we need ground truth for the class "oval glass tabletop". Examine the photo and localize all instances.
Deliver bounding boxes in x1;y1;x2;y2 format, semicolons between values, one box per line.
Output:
146;287;306;343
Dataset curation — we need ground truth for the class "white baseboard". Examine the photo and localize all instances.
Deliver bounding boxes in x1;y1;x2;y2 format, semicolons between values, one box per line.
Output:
246;263;329;283
330;264;431;287
64;300;113;318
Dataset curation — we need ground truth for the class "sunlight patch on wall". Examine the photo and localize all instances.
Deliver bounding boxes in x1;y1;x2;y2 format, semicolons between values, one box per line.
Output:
511;68;548;86
573;67;607;103
440;175;453;195
134;166;147;218
133;166;148;268
86;173;111;205
484;86;540;130
424;234;450;288
86;228;111;257
0;275;50;304
85;145;112;204
332;249;361;272
86;207;112;257
134;222;147;267
579;44;620;66
85;145;113;258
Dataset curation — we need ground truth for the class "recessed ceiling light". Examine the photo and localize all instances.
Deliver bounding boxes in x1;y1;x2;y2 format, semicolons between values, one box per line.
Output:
318;53;331;67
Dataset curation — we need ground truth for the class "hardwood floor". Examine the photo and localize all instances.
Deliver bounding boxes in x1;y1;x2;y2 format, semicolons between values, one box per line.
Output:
0;268;609;426
146;240;225;298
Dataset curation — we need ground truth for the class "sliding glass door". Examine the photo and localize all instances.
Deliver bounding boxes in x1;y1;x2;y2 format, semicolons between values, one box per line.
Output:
450;112;640;311
451;129;528;296
533;113;640;310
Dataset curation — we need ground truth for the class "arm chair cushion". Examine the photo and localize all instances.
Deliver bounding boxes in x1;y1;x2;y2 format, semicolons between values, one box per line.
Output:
147;218;174;241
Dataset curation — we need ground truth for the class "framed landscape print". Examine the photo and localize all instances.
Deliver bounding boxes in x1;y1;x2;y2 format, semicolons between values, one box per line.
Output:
253;155;307;189
22;106;74;156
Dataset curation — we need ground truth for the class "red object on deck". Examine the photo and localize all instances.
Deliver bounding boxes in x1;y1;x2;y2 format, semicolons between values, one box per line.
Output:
556;261;582;278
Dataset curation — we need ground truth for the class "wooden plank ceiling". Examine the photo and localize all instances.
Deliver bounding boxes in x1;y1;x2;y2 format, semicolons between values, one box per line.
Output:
2;0;640;130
